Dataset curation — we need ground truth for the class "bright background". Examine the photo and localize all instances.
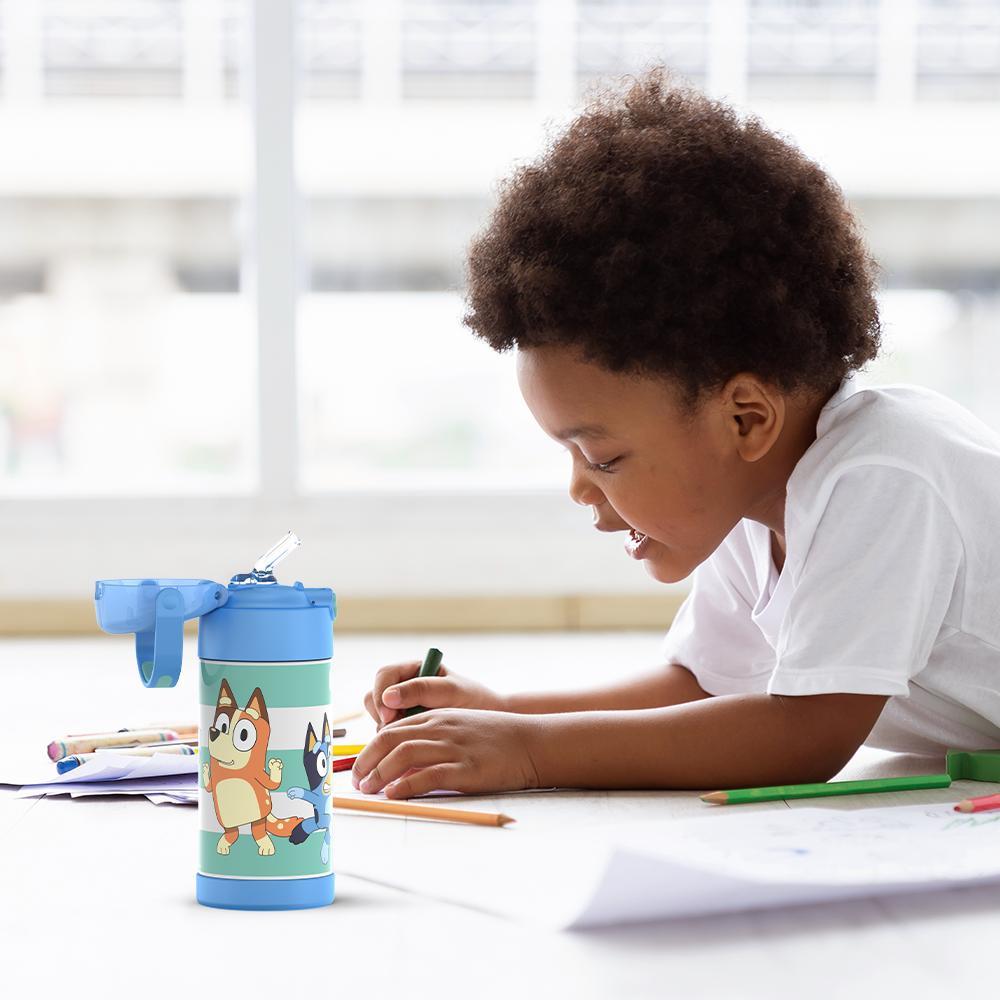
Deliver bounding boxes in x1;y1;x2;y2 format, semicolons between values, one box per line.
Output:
1;0;998;615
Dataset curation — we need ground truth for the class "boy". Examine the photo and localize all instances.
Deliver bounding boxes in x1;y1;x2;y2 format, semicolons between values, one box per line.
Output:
352;70;1000;800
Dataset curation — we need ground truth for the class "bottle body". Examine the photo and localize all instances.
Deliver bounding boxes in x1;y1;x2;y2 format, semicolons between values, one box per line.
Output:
93;545;337;910
196;657;333;909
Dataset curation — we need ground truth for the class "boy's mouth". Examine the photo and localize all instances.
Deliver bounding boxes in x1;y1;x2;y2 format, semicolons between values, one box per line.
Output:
625;527;651;559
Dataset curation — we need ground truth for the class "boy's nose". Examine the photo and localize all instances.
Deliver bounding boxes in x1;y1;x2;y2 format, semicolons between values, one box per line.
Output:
568;465;605;508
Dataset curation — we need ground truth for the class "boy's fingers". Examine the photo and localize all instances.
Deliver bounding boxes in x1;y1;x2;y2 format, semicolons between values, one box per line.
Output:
384;763;466;800
351;719;427;786
356;740;450;795
373;661;426;722
363;690;396;730
382;677;454;709
373;662;422;697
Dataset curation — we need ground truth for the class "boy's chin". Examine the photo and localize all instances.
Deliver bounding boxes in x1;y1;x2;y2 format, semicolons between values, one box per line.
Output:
642;551;691;585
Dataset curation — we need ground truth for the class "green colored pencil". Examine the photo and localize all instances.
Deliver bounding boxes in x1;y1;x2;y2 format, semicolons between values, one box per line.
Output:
401;647;443;718
701;773;952;805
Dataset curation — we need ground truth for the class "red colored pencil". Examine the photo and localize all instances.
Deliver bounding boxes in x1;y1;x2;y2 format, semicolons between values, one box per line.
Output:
954;792;1000;813
331;755;358;772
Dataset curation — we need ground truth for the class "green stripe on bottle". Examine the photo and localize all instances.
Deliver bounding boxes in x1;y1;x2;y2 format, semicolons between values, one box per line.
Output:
200;660;330;707
199;830;330;878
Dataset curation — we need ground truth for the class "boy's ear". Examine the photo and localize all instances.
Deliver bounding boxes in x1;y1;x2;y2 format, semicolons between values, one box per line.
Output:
245;687;268;723
216;679;235;710
724;375;784;463
321;713;331;743
305;723;318;753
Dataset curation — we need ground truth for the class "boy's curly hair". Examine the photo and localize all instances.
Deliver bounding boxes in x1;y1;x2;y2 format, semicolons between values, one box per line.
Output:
463;68;881;407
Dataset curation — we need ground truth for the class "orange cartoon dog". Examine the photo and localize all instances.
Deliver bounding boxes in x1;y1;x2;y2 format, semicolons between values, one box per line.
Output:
202;680;298;856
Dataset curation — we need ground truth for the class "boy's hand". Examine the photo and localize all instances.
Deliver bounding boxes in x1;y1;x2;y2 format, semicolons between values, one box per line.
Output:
351;709;540;798
364;659;507;729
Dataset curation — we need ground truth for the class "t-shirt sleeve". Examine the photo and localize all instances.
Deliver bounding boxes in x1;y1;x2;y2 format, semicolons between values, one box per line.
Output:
767;464;965;698
661;528;780;695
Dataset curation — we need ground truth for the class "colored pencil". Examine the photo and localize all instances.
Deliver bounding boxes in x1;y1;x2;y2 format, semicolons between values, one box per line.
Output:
137;723;199;737
71;724;197;739
96;737;199;751
94;743;197;756
701;773;952;805
954;792;1000;813
332;795;513;827
329;710;365;726
402;647;444;718
331;755;358;772
332;744;366;756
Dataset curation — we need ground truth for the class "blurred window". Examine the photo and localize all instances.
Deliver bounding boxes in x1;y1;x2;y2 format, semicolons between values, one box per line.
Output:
1;0;998;499
916;0;1000;101
0;0;254;496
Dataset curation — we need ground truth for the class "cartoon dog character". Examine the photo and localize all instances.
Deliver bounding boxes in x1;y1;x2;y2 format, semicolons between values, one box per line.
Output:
202;680;297;856
287;714;333;865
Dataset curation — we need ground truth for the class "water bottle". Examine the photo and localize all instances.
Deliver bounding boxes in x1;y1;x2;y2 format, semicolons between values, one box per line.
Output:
94;531;337;911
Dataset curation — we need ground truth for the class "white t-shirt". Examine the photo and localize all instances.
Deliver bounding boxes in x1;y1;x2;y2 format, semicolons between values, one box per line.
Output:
661;378;1000;754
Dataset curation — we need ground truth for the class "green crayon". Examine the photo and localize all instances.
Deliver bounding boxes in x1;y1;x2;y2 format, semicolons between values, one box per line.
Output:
402;647;444;718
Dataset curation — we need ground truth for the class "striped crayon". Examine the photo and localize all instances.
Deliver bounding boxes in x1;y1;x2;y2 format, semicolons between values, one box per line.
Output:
48;729;181;761
56;744;196;773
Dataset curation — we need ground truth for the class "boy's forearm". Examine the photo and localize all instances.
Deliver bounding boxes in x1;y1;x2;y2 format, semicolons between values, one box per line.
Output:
502;663;711;714
523;691;887;790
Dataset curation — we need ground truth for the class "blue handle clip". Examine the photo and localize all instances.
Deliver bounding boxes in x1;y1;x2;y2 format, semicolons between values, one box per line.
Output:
135;587;185;688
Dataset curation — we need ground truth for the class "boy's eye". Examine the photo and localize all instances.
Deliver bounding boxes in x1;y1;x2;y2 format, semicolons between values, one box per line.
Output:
585;457;621;474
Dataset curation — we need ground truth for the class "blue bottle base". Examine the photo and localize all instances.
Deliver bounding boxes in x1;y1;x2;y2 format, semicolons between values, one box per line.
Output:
196;873;335;910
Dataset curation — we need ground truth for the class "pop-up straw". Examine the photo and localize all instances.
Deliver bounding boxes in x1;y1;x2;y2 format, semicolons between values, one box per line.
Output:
230;530;301;586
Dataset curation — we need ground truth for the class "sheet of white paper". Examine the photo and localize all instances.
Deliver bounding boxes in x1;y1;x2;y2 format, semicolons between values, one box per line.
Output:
17;772;198;798
336;803;1000;929
13;752;197;791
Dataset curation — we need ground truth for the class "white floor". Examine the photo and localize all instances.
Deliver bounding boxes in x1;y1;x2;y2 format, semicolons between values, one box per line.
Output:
3;633;999;998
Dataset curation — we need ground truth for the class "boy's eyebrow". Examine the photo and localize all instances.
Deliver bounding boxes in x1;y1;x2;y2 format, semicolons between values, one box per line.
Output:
555;423;609;441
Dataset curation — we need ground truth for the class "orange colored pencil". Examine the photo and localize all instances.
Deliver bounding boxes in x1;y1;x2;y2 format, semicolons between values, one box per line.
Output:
329;710;365;726
332;796;514;827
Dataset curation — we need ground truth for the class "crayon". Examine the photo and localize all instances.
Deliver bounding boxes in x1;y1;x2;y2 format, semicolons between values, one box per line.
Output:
56;744;197;773
47;729;181;761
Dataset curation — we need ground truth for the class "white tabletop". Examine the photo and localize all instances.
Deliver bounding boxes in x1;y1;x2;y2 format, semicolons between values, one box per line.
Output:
3;633;998;998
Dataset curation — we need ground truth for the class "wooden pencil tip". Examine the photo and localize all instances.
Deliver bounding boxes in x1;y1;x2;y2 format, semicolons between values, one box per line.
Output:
498;814;516;826
700;791;727;804
954;800;974;813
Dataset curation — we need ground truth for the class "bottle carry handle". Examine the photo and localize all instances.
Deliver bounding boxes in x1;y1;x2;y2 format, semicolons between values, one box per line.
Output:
135;587;185;688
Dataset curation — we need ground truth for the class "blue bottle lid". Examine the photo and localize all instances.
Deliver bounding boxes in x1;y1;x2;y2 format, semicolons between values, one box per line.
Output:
93;532;335;685
199;582;335;663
